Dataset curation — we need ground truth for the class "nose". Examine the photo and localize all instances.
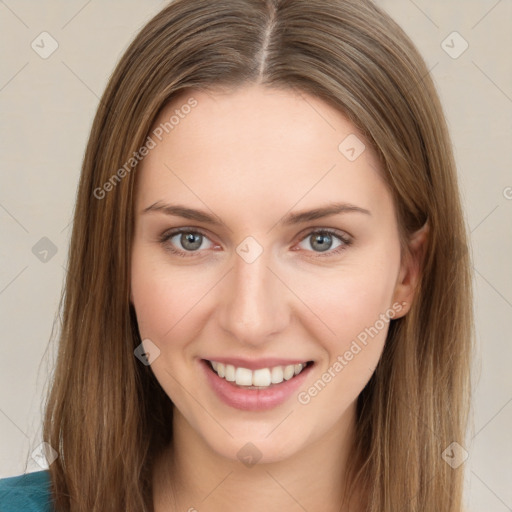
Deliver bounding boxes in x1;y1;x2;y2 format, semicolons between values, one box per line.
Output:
216;246;290;348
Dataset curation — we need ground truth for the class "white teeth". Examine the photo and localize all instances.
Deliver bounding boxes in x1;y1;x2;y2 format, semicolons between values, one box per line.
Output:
225;364;236;382
253;368;271;387
208;360;309;388
283;365;295;380
271;366;284;384
235;367;253;386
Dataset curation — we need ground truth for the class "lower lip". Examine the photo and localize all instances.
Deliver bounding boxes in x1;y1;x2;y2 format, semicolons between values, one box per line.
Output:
200;359;314;411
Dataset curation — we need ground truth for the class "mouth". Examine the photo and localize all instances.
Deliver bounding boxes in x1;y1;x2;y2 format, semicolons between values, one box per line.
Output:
200;358;315;411
205;359;314;389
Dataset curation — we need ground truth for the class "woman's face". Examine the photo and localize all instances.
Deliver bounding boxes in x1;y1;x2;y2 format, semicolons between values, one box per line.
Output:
131;85;418;464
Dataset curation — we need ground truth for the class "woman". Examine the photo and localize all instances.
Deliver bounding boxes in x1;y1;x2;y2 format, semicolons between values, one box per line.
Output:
0;0;473;510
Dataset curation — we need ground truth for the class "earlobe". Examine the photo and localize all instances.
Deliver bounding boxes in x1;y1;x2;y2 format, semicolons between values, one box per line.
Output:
392;221;429;316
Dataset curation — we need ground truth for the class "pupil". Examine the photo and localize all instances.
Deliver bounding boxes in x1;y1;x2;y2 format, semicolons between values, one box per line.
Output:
313;233;331;252
182;233;201;250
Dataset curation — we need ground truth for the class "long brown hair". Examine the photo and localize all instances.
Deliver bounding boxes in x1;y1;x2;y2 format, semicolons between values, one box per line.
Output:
42;0;473;510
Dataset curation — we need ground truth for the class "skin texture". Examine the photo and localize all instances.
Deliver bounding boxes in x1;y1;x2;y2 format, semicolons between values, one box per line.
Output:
130;85;428;511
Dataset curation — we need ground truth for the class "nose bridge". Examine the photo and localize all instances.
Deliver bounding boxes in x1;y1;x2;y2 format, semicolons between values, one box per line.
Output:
217;245;288;345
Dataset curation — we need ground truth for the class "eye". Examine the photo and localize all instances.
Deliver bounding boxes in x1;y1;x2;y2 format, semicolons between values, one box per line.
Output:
159;227;352;258
159;228;214;258
296;229;352;257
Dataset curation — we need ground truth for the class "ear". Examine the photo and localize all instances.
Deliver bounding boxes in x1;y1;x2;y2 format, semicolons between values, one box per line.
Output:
392;222;429;318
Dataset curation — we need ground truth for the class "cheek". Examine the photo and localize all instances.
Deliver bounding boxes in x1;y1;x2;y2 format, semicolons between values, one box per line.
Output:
293;284;393;426
130;252;203;408
305;261;398;341
294;252;399;396
131;250;206;340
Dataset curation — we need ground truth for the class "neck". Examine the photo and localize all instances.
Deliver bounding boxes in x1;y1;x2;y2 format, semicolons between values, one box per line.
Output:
153;402;364;512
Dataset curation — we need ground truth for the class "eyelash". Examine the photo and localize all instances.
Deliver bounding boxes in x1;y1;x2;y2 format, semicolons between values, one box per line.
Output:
158;227;353;259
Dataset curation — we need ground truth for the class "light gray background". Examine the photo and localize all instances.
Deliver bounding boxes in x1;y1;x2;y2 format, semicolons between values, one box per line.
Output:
0;1;511;510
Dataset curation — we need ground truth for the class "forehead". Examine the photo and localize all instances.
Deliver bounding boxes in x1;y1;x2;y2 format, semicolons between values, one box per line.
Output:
151;84;367;154
135;85;391;222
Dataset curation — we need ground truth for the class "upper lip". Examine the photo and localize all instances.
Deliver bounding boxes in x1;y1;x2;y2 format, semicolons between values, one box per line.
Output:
202;357;313;370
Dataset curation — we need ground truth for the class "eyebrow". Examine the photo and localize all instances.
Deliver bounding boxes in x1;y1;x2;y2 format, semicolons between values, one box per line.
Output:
142;201;371;227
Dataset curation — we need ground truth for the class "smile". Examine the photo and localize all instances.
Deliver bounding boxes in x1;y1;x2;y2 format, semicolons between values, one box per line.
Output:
208;360;312;388
201;358;315;411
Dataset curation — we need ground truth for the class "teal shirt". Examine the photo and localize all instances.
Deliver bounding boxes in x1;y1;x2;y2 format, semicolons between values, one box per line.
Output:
0;470;54;512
